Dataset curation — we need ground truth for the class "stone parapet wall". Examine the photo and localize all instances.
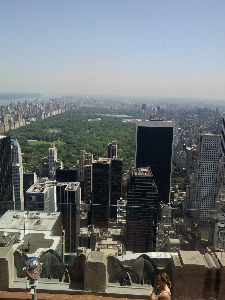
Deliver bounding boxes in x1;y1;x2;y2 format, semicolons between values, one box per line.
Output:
0;247;14;290
169;250;222;300
1;246;225;300
84;251;107;293
216;252;225;300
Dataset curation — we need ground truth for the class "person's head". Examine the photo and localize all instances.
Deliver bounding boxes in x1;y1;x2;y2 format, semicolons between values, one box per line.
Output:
156;273;172;289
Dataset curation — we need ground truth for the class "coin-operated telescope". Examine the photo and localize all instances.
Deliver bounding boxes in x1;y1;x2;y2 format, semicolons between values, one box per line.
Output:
24;258;42;300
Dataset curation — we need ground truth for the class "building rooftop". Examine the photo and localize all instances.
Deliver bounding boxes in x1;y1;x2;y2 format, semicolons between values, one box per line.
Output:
0;210;60;231
0;210;61;256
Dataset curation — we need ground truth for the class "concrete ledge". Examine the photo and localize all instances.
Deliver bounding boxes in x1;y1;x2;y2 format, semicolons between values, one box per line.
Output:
9;280;150;299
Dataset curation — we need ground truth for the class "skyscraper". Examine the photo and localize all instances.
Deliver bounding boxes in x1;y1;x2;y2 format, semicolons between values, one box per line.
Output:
78;150;93;202
91;157;122;228
126;167;158;252
56;167;77;182
11;138;24;210
92;158;110;228
110;158;123;219
191;134;222;232
135;120;174;203
78;150;93;181
23;171;37;202
41;143;63;179
0;135;13;214
56;182;81;253
108;140;117;158
48;143;63;180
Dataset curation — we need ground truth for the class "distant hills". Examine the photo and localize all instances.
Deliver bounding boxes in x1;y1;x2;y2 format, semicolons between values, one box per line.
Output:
0;93;42;100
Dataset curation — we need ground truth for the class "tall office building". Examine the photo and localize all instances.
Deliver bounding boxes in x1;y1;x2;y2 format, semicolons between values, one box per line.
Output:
191;134;222;233
78;150;93;202
56;167;77;182
23;171;37;208
141;103;147;111
108;140;117;158
78;150;93;181
56;182;81;253
220;117;225;156
48;143;62;180
26;180;50;211
92;157;122;228
83;164;92;204
41;143;63;179
126;167;158;253
11;138;24;210
110;158;123;219
135;120;174;203
0;135;13;214
92;158;110;228
1;109;9;132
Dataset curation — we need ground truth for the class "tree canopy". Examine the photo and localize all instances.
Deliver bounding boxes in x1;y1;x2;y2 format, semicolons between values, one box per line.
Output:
7;107;138;172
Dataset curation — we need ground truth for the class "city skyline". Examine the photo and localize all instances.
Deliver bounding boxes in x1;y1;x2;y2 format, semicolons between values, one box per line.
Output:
1;0;225;100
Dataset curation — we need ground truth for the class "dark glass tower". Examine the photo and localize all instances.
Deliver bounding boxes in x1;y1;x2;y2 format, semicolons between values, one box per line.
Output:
91;158;122;228
108;140;117;158
0;135;13;214
56;182;80;253
126;167;158;252
110;158;123;219
92;159;110;228
135;120;174;203
56;167;77;182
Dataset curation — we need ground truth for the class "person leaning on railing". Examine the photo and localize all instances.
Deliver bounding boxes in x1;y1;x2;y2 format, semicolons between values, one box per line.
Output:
150;273;172;300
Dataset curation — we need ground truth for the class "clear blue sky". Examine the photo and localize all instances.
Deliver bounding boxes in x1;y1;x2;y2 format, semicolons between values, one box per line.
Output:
1;0;225;99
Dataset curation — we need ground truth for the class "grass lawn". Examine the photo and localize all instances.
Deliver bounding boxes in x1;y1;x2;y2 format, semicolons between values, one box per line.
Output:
27;140;66;146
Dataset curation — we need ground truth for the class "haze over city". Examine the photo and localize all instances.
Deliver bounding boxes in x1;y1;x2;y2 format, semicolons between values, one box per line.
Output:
1;0;225;100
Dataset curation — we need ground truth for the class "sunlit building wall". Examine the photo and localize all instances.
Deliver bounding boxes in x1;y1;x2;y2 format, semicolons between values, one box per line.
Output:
191;134;222;233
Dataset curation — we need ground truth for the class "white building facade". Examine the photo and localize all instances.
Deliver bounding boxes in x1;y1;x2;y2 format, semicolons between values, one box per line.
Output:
191;134;222;230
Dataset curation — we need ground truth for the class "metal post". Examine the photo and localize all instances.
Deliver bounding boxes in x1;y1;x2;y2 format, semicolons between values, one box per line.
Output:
29;279;37;300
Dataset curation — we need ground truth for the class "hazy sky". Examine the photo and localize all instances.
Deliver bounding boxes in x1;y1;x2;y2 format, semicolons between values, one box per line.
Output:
1;0;225;99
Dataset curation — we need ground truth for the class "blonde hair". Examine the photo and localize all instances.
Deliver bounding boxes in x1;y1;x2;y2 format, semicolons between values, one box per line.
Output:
159;273;172;289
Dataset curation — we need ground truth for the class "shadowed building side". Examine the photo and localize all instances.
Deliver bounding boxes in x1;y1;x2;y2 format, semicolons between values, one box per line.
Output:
126;167;158;253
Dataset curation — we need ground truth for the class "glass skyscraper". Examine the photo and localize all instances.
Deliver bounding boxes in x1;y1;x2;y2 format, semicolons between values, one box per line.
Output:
135;120;174;204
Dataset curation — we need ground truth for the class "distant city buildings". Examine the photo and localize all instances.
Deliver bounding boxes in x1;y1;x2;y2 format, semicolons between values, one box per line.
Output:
0;97;74;133
1;96;225;257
